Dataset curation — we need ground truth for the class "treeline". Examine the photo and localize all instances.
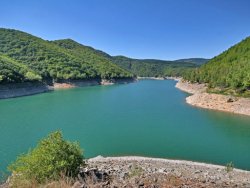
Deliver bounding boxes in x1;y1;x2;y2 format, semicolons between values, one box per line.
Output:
0;28;132;84
183;36;250;96
0;28;208;85
110;56;203;77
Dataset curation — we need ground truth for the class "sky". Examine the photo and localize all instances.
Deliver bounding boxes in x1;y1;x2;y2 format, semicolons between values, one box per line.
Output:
0;0;250;60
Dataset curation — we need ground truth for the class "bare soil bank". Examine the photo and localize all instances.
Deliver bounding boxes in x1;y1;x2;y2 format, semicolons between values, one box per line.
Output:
176;80;250;116
0;78;136;99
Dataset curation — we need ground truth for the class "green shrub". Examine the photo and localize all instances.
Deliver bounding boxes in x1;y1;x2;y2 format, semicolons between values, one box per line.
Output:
8;131;84;183
24;71;42;81
225;161;234;173
128;165;144;178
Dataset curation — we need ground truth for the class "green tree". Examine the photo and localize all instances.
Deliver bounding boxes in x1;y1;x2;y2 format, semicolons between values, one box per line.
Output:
25;71;42;81
8;131;84;183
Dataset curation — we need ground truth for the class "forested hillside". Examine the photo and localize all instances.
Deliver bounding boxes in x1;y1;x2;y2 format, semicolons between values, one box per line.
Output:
111;56;199;77
175;58;209;66
0;28;132;83
51;39;131;79
0;28;207;84
52;40;205;78
184;37;250;96
0;53;41;83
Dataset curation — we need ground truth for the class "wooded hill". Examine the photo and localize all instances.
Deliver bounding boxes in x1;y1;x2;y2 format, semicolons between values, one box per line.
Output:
0;53;41;83
184;36;250;96
0;28;207;84
0;28;132;84
110;56;207;77
52;39;207;78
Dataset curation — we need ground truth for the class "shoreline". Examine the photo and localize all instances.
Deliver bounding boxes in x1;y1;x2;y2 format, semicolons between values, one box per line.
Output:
80;155;250;187
0;82;51;99
175;79;250;116
4;156;250;187
0;78;136;99
87;155;249;173
137;76;165;80
137;76;181;81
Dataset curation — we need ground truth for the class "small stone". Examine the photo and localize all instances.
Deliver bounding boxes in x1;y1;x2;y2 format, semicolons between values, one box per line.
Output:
138;182;144;187
194;170;200;174
158;168;165;173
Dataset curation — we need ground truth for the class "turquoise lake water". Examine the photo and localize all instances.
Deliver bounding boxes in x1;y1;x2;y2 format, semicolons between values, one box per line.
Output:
1;80;250;177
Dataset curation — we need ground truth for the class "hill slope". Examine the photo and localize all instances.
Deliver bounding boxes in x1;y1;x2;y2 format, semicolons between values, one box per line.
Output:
0;53;41;83
111;56;198;77
51;39;132;79
175;58;209;66
52;40;202;78
184;37;250;96
0;28;207;84
0;28;132;83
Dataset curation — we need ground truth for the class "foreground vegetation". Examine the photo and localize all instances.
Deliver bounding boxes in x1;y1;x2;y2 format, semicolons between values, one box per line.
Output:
184;36;250;97
8;131;83;187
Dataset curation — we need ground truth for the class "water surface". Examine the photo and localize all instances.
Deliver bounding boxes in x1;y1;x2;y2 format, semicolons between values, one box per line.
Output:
1;80;250;176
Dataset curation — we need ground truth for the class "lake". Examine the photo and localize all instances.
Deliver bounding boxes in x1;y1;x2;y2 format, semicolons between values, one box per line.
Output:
1;79;250;177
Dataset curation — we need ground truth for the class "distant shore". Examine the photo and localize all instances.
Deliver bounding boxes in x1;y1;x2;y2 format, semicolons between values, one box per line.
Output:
0;78;136;99
137;76;181;81
176;79;250;116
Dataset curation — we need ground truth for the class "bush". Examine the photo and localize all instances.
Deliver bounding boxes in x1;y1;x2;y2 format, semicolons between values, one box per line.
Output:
225;161;234;173
8;131;84;183
24;71;42;81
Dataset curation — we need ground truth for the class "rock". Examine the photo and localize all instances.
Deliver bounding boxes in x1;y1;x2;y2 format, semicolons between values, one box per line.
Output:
194;170;202;174
227;98;235;103
79;167;109;184
158;168;165;173
153;177;158;182
119;172;129;180
138;182;144;187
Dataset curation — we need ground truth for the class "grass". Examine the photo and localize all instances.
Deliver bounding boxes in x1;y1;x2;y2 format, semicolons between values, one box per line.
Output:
7;173;76;188
207;87;250;98
128;164;144;178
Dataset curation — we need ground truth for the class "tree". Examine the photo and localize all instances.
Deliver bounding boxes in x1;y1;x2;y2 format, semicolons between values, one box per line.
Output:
25;71;42;81
8;131;84;183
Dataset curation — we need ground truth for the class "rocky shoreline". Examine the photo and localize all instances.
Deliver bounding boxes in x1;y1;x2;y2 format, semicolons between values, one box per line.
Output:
0;78;136;99
74;156;250;187
0;82;51;99
176;80;250;116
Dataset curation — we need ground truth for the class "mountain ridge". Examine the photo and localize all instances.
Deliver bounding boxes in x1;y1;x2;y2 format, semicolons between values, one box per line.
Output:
0;28;208;85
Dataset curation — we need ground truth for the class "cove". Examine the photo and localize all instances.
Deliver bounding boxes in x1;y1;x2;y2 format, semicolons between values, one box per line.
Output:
1;79;250;177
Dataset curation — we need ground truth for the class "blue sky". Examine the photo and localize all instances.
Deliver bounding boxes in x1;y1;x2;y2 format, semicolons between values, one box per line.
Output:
0;0;250;60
